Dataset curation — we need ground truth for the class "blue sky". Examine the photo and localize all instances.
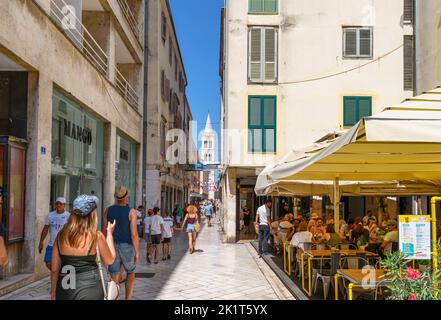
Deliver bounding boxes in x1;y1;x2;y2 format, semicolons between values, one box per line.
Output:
169;0;224;159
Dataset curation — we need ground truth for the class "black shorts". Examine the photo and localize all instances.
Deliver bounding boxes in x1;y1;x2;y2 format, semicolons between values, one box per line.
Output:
162;237;171;244
151;234;161;245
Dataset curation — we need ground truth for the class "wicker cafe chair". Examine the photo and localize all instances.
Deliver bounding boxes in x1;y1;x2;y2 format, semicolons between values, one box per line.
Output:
313;252;341;300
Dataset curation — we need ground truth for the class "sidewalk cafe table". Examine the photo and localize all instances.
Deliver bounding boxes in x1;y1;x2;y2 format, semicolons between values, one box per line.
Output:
334;269;391;300
301;249;379;297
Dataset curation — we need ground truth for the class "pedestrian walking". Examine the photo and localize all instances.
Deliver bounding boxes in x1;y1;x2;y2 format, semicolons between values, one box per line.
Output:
204;202;213;227
38;197;70;270
256;199;273;257
0;222;7;267
180;205;199;254
102;186;139;300
136;205;144;238
143;208;154;263
148;207;164;264
242;205;251;234
50;195;116;300
162;213;174;260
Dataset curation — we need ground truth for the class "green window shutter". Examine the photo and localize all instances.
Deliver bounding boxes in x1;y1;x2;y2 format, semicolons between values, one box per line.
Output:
249;28;262;82
264;28;277;82
358;97;372;119
249;97;261;126
249;0;263;13
263;0;278;13
343;97;358;127
248;96;276;152
263;97;276;126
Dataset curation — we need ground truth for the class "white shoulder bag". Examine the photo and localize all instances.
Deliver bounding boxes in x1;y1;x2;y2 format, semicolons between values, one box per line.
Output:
96;243;120;300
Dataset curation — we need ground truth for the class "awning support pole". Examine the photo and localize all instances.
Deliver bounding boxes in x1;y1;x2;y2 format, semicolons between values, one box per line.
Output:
333;178;340;234
430;197;439;299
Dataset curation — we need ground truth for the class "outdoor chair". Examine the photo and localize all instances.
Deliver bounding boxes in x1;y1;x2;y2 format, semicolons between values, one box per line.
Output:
313;252;341;300
338;256;376;300
294;242;313;279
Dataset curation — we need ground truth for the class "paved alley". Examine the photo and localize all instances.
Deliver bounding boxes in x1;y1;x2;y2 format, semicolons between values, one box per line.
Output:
0;217;294;300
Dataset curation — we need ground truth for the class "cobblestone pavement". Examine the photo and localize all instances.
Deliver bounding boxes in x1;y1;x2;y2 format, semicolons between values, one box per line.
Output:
0;217;294;300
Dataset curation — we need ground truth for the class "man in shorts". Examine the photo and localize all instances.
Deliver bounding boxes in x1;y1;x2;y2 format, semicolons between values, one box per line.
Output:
162;212;174;260
103;186;139;300
143;208;153;263
148;207;164;264
38;197;70;270
205;202;213;227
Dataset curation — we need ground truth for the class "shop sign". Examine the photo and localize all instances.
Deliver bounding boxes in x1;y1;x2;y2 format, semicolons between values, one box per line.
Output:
63;119;92;145
398;215;431;260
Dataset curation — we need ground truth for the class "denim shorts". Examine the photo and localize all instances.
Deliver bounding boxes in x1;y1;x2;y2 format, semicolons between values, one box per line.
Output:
44;245;53;263
108;243;136;276
186;224;195;233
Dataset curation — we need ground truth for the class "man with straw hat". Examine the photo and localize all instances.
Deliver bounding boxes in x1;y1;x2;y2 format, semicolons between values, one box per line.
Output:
103;186;139;300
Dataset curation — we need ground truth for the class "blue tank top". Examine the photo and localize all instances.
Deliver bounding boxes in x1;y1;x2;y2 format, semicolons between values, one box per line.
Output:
107;205;132;244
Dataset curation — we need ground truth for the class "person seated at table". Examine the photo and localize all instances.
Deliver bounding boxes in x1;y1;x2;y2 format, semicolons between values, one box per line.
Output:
339;218;354;241
290;221;313;260
286;218;301;242
325;213;334;226
307;213;319;232
350;217;369;250
368;216;379;242
379;212;391;230
310;218;327;243
380;219;398;255
274;215;294;255
295;213;304;221
322;224;341;248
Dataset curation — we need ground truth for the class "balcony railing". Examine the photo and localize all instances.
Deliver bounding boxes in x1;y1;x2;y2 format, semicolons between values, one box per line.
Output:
49;0;139;109
116;0;142;44
115;68;139;108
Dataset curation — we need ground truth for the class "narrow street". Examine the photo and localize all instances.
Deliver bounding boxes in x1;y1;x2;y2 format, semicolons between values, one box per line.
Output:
0;217;294;300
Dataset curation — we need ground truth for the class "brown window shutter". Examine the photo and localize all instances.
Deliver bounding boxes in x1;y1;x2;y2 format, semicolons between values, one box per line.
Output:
403;0;414;24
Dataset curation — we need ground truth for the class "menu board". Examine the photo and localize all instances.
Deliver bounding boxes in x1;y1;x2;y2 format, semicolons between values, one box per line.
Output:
398;215;431;260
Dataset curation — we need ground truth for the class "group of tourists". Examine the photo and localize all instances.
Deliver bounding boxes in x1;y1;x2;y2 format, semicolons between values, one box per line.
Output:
29;185;218;300
254;199;403;260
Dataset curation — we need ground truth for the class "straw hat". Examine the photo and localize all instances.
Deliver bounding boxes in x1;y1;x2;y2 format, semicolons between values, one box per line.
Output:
311;213;319;219
114;186;129;200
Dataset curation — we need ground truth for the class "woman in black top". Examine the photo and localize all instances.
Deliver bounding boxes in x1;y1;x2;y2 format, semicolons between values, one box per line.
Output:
242;206;251;234
51;195;116;300
350;217;369;250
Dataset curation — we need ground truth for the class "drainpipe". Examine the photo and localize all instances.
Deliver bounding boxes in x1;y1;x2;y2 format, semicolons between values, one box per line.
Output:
142;0;149;209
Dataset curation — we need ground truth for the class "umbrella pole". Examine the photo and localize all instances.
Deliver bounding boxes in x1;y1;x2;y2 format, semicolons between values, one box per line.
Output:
430;197;439;299
333;178;340;234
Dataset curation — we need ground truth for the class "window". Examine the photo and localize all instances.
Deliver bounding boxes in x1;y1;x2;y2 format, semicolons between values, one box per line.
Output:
160;118;166;156
161;13;167;42
343;96;372;127
248;27;278;83
179;71;183;92
403;0;414;24
161;70;165;101
248;96;276;153
204;141;208;148
169;39;173;66
404;35;414;91
343;27;373;58
249;0;278;14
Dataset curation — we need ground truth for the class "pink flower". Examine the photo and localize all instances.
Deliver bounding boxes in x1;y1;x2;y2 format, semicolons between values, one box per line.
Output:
408;295;417;300
407;267;421;280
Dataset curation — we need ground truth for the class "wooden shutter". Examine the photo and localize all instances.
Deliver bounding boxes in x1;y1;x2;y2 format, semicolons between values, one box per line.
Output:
358;97;372;119
249;28;262;82
403;0;414;24
359;28;372;57
343;97;358;127
404;35;414;91
263;0;277;13
344;28;357;56
249;0;263;13
165;78;170;103
161;13;166;41
169;39;172;65
264;28;277;82
161;70;165;101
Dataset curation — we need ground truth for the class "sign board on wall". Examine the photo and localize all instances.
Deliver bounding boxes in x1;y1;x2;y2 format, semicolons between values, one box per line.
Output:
398;215;431;260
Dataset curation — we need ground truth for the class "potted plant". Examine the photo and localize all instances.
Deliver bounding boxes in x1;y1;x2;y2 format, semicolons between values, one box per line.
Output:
357;238;366;251
379;246;441;300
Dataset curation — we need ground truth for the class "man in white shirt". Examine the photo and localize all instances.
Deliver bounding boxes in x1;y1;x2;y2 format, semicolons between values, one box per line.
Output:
256;199;273;257
148;207;164;264
381;219;399;255
162;214;174;261
38;197;70;270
